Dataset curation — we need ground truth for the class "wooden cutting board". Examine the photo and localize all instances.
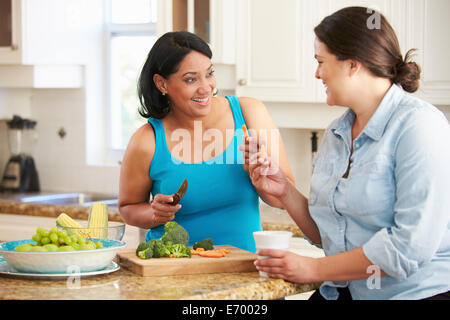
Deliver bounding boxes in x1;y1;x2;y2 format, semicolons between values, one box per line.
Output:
116;245;258;276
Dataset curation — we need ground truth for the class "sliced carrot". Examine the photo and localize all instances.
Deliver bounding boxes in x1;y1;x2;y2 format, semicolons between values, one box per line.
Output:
198;250;225;258
169;254;174;258
195;247;205;251
260;144;266;158
242;125;249;139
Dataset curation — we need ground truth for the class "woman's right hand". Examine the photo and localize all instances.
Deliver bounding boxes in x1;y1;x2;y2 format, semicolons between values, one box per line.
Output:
150;194;182;225
241;136;291;200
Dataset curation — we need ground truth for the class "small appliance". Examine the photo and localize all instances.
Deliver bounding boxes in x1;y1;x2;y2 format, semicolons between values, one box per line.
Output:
0;115;40;192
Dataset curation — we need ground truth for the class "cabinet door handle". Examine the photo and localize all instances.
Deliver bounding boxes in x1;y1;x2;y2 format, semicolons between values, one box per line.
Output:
238;79;247;86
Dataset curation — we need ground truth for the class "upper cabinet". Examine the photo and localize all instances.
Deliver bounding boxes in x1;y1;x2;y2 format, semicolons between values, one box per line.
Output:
233;0;450;105
0;0;106;88
157;0;236;65
235;0;318;103
0;0;22;64
411;0;450;105
0;0;101;66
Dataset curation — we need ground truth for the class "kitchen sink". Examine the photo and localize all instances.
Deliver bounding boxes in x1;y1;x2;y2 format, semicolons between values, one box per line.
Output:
5;192;118;207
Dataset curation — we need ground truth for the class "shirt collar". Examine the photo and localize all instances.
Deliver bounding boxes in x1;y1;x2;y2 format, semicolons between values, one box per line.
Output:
330;84;404;142
363;84;404;141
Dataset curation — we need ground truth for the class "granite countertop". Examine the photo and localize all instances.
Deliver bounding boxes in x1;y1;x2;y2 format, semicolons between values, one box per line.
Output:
0;198;314;300
0;260;320;300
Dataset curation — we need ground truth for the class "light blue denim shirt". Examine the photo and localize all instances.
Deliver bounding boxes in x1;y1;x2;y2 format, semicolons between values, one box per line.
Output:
308;84;450;300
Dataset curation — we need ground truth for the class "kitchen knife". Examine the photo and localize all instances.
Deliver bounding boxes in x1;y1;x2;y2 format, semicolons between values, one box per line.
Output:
170;179;188;205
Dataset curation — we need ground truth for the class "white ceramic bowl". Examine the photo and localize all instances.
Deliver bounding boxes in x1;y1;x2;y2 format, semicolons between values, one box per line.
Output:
0;239;126;274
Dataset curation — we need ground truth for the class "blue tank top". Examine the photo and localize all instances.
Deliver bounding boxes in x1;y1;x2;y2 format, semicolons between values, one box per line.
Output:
146;96;262;252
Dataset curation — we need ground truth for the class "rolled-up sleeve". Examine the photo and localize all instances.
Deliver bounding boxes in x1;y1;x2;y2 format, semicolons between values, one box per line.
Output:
363;109;450;280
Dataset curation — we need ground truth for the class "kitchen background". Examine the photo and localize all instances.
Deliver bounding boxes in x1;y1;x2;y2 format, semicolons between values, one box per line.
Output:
0;0;449;221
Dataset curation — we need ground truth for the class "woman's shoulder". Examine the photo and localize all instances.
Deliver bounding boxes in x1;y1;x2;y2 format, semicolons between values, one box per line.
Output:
236;96;270;125
126;122;156;160
237;96;265;111
395;94;449;131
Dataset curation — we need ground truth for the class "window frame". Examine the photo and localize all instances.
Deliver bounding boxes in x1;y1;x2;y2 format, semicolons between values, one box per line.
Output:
104;0;157;165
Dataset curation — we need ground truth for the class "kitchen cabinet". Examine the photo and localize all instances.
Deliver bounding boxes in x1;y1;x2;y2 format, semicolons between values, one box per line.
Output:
411;0;450;105
0;0;21;64
0;0;93;88
0;0;82;65
157;0;237;64
235;0;450;105
235;0;318;103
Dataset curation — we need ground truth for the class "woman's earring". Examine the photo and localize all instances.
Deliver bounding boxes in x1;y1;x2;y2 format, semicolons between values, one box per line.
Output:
162;92;166;96
213;88;218;97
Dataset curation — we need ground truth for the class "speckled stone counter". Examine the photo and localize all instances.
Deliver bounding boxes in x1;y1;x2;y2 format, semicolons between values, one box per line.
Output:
0;199;303;237
0;252;320;300
0;199;313;300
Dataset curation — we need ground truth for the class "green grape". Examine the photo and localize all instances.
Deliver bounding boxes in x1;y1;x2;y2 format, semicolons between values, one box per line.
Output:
31;246;48;252
32;233;41;243
62;236;71;245
43;244;59;251
50;226;58;234
57;230;68;238
49;233;58;244
41;237;50;245
37;227;50;237
71;242;80;250
58;245;74;251
15;244;33;251
80;242;96;250
95;241;104;249
77;237;86;245
70;235;78;243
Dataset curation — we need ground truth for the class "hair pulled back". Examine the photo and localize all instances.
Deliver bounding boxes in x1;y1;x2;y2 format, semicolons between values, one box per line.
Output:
314;6;421;93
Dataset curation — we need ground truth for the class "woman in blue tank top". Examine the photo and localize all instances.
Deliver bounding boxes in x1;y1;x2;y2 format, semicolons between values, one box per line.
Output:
118;31;294;253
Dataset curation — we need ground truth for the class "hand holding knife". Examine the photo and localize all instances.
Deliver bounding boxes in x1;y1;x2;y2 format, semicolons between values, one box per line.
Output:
170;179;188;206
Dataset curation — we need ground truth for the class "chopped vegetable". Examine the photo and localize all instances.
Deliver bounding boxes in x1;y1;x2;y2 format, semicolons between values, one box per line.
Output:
161;221;189;246
193;238;214;251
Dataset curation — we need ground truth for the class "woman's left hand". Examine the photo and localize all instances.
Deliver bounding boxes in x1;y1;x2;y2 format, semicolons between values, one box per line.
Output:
254;249;320;283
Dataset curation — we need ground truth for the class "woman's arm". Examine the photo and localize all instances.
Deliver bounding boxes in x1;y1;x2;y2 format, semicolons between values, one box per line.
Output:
254;247;387;283
239;97;295;209
119;124;181;229
241;139;321;243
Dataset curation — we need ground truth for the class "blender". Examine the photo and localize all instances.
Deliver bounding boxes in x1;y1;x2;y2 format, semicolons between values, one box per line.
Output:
0;115;40;192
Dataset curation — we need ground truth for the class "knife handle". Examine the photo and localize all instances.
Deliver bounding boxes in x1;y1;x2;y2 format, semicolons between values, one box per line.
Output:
170;194;181;206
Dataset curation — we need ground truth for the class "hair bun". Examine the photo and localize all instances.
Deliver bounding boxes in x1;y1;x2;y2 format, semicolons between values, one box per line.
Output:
394;49;421;93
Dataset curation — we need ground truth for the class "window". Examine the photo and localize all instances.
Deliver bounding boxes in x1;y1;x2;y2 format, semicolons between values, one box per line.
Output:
106;0;158;151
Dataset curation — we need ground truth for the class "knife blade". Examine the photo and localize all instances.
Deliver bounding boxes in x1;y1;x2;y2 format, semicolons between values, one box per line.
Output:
170;179;188;205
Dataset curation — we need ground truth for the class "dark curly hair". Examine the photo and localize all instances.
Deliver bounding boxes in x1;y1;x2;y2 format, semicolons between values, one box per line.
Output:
314;6;421;93
137;31;213;119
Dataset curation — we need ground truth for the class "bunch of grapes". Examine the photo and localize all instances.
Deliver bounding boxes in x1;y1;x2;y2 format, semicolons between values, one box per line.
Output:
15;227;104;252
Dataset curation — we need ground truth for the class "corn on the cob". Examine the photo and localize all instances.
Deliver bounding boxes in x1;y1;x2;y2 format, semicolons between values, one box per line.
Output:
88;202;109;238
56;213;90;238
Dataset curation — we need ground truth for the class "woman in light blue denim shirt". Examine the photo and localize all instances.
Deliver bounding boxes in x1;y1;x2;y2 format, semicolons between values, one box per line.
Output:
243;7;450;300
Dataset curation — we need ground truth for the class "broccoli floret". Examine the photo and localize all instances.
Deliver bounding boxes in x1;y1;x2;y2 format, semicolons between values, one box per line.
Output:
161;221;189;246
167;243;192;258
152;239;171;258
193;238;214;250
136;241;152;257
137;246;153;259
